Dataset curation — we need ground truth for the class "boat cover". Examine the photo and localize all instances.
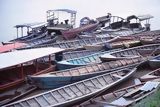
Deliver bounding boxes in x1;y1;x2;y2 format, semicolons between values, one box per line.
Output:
0;47;64;69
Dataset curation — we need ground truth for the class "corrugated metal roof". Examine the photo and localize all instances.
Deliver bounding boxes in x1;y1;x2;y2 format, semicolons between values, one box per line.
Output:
0;47;64;69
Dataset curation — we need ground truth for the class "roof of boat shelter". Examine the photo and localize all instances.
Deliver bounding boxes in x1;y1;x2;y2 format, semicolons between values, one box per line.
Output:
14;22;46;28
47;9;77;14
137;14;154;21
0;47;64;69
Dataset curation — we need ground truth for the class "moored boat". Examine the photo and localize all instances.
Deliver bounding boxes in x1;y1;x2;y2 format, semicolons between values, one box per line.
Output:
149;55;160;69
0;47;64;92
3;68;136;107
28;57;144;89
140;68;160;82
61;20;99;40
100;44;160;62
84;39;141;51
79;81;160;107
57;49;120;70
140;36;160;45
21;37;113;50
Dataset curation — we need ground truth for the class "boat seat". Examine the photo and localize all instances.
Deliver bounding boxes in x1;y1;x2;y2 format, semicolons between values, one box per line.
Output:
112;74;123;79
84;84;100;90
123;88;140;98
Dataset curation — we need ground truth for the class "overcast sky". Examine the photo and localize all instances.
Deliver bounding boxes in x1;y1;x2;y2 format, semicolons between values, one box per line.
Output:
0;0;160;41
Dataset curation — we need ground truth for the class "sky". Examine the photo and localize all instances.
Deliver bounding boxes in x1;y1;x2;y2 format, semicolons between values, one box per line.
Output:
0;0;160;42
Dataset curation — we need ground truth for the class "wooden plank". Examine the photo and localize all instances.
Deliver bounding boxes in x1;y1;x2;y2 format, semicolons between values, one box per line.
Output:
96;78;104;86
123;89;140;98
57;90;66;100
42;95;51;105
50;92;59;103
34;97;43;106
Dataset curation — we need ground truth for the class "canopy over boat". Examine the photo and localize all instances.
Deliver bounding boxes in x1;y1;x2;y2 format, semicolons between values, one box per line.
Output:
0;47;64;69
14;22;46;28
47;9;77;14
137;14;154;21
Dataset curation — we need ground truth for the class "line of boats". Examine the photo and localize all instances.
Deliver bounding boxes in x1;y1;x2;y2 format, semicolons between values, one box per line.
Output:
1;9;160;107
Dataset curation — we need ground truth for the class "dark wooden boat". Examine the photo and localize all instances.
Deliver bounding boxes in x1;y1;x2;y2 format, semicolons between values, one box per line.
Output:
0;85;37;106
140;36;160;45
140;68;160;82
57;49;120;70
28;57;144;89
0;47;64;92
25;36;57;48
23;37;113;50
100;44;160;62
79;81;160;107
62;49;100;60
84;39;140;51
61;20;99;40
4;68;136;107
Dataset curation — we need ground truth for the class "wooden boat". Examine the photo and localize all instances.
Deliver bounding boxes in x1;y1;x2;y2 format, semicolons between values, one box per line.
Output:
0;85;37;106
79;81;160;107
22;37;113;50
57;49;120;70
140;36;160;45
0;42;26;53
0;47;64;92
23;36;58;48
3;68;136;107
61;20;99;40
140;68;160;82
100;44;160;62
62;49;100;60
149;55;160;69
28;57;144;89
84;39;141;51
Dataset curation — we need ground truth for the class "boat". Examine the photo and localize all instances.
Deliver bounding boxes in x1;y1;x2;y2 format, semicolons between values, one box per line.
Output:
0;47;64;92
84;38;141;51
46;9;76;37
79;81;160;107
140;36;160;45
61;19;99;40
11;22;47;42
56;49;120;70
148;55;160;69
3;68;136;107
0;85;37;106
62;49;100;60
22;37;113;50
140;68;160;82
0;42;26;53
28;57;144;89
100;44;160;62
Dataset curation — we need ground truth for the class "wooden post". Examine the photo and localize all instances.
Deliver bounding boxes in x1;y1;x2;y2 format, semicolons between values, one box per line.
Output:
35;59;38;73
21;64;24;78
49;55;51;65
21;27;23;37
16;27;19;38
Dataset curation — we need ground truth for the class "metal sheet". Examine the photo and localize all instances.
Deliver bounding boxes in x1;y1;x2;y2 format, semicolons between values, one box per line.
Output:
0;47;64;69
140;81;160;91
